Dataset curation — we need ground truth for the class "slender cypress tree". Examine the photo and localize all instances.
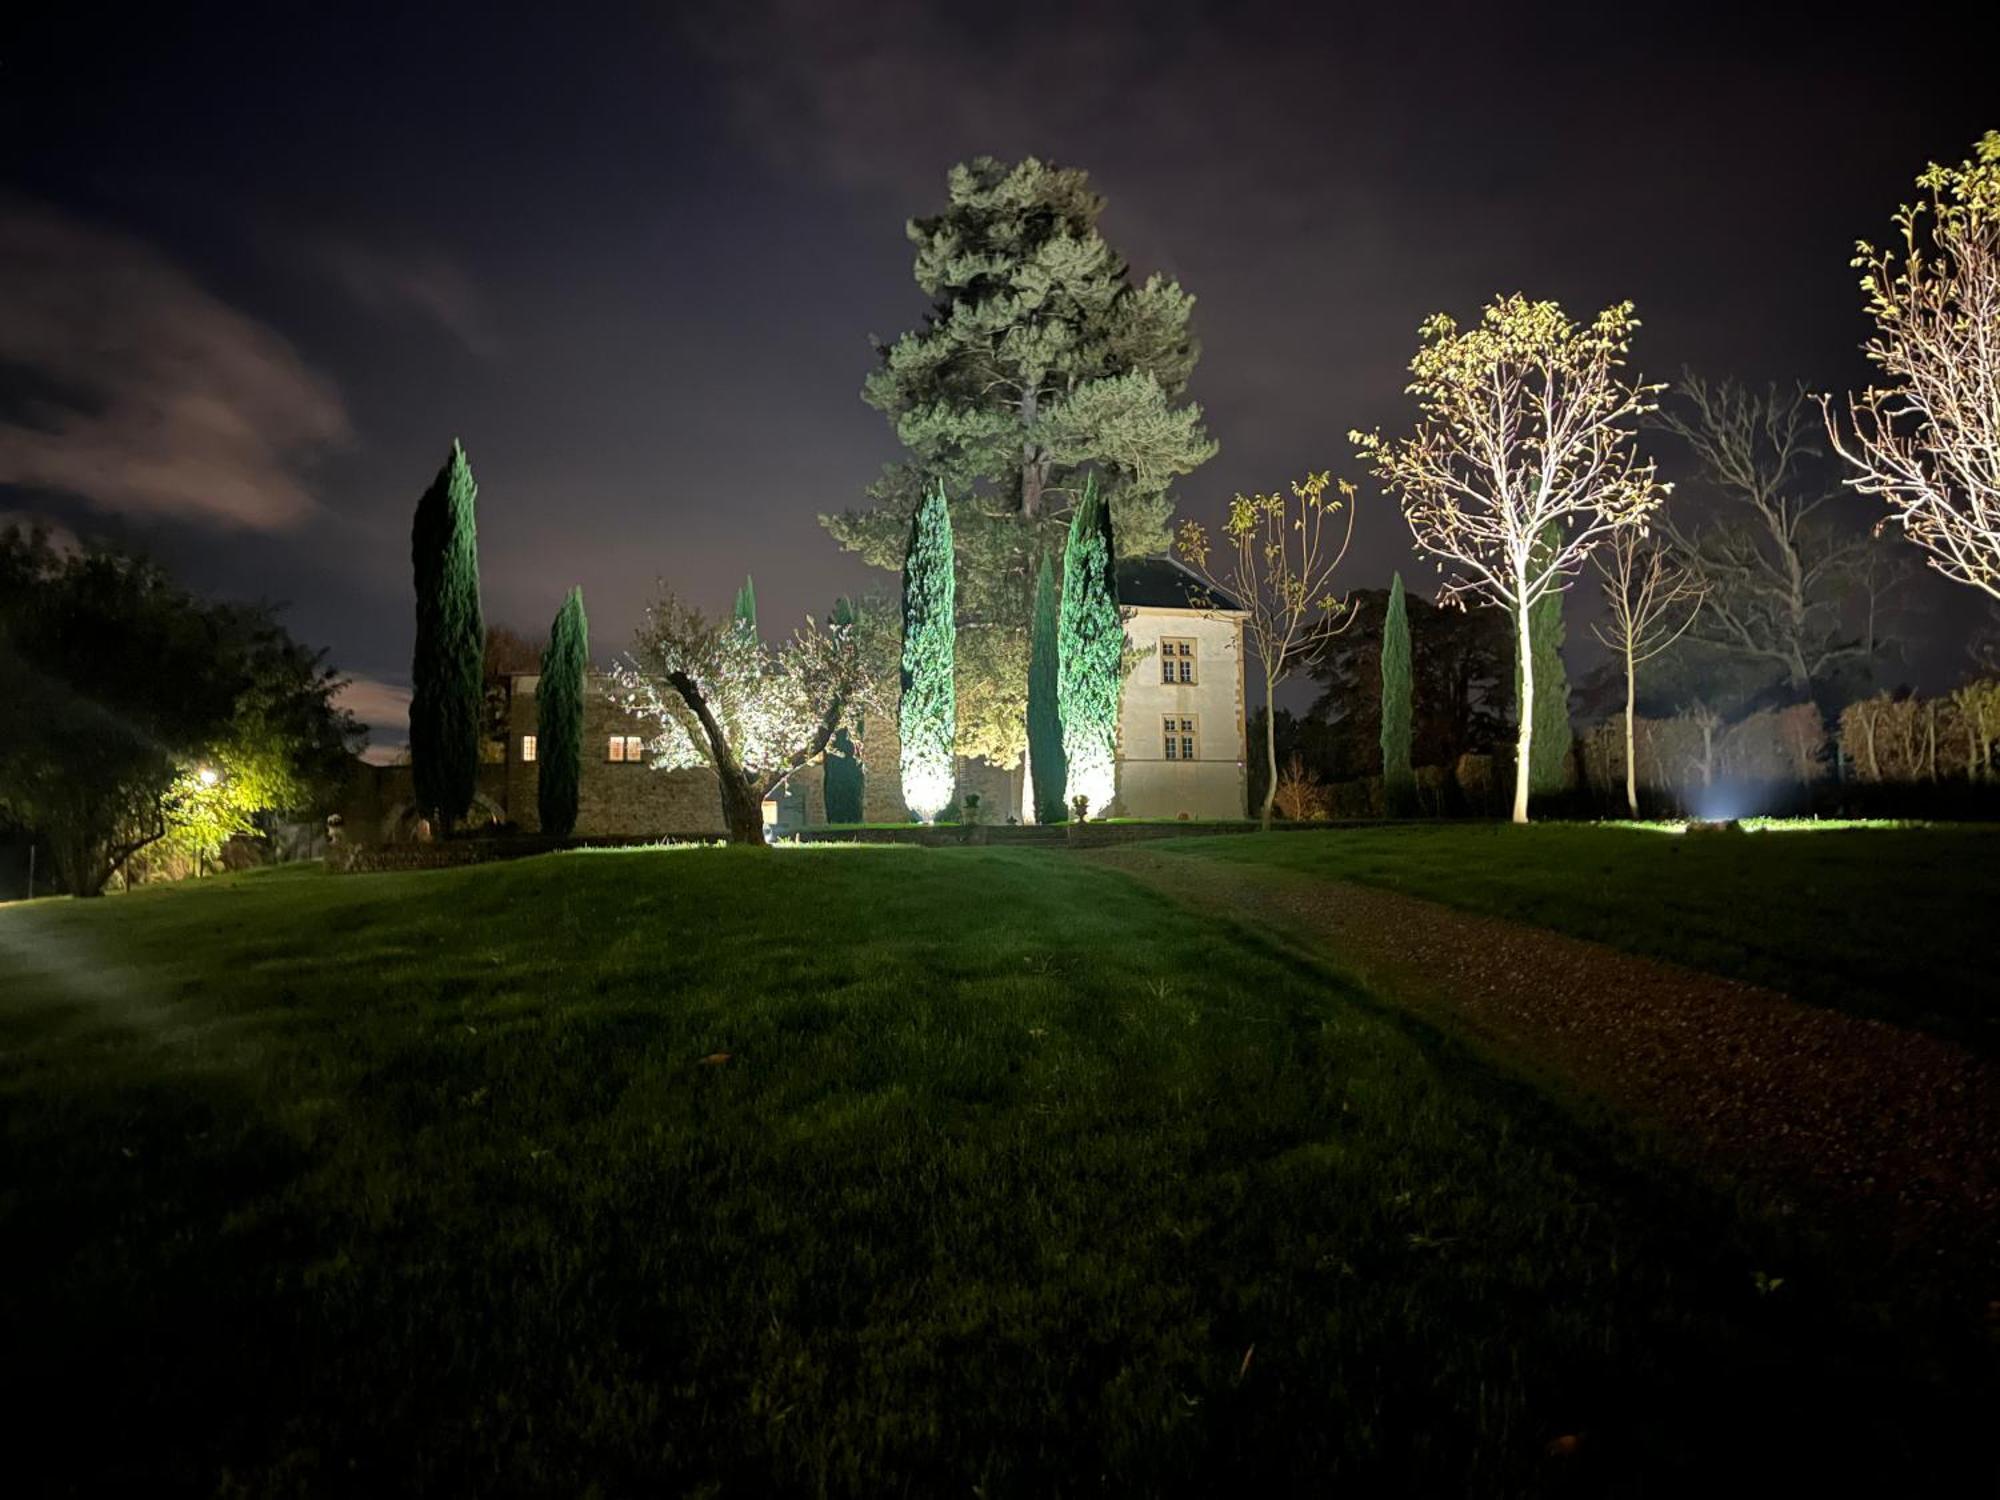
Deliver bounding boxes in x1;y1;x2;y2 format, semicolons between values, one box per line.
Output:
899;481;957;821
733;575;757;631
824;726;864;823
409;440;484;833
1026;553;1068;823
1380;571;1415;815
537;586;587;838
1514;524;1574;801
1058;474;1121;817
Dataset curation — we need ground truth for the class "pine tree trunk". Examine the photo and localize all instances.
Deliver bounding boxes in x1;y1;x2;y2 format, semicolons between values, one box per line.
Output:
1512;589;1534;825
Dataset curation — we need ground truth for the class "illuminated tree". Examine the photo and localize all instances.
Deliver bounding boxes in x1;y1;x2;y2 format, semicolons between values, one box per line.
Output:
733;575;757;631
1660;377;1892;704
537;587;587;838
614;593;876;846
1590;528;1705;816
1177;471;1357;830
1058;476;1123;817
1825;131;2000;601
410;440;485;834
899;482;957;821
825;156;1216;766
1354;295;1667;823
1379;572;1414;815
1026;553;1068;824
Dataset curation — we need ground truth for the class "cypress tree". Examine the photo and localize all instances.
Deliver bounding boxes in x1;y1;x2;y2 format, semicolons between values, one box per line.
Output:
1380;572;1415;815
537;586;587;838
733;575;757;631
1514;524;1574;802
1026;553;1068;823
1057;474;1121;817
409;440;484;833
899;481;956;821
824;726;864;823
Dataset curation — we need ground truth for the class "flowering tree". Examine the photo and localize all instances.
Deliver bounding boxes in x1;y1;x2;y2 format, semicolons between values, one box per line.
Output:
1354;295;1667;823
1824;132;2000;601
614;591;876;845
1175;471;1356;830
1590;527;1705;817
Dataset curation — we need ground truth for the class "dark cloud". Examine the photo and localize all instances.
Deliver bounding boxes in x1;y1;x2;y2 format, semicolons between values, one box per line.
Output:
335;674;413;762
0;194;349;531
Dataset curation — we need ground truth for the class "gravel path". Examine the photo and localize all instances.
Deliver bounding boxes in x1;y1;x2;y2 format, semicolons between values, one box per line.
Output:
1089;847;2000;1281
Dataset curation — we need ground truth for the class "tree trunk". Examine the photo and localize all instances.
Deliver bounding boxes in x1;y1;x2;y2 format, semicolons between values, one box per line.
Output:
1622;641;1639;818
1260;665;1278;831
1020;387;1042;518
1512;590;1534;825
717;769;767;846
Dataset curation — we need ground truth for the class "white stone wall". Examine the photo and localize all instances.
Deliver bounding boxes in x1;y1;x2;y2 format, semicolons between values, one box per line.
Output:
1114;608;1247;820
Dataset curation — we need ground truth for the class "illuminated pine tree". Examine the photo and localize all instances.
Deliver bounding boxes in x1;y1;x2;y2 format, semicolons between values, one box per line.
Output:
733;575;757;631
1026;553;1068;823
1380;572;1415;815
1058;475;1121;817
537;586;587;838
409;440;484;833
899;482;957;820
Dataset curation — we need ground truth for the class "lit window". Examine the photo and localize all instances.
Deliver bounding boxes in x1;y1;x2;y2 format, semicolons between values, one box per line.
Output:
1160;637;1197;685
1162;715;1197;761
607;734;645;763
521;735;538;763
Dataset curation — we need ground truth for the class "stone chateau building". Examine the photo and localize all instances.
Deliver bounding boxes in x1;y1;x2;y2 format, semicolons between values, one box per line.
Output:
351;558;1247;839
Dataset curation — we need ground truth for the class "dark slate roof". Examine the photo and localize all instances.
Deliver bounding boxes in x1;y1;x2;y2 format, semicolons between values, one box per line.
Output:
1114;556;1245;613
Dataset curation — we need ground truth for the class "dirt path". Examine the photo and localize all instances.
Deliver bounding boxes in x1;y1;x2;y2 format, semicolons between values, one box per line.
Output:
1089;847;1999;1282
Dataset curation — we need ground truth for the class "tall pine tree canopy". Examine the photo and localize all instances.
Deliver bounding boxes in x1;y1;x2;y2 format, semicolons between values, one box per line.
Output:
825;156;1216;764
1380;571;1415;815
732;575;757;632
409;440;484;832
1058;476;1122;817
899;481;957;820
1026;552;1067;824
537;586;587;839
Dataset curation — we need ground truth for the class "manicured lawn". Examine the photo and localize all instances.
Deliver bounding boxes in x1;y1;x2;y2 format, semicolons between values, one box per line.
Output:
0;849;1985;1493
1157;823;2000;1055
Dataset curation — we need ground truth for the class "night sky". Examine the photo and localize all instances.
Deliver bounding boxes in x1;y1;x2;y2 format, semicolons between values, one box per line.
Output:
4;2;1991;755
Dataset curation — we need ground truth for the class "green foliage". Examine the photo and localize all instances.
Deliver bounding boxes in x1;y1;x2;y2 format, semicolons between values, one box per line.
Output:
1514;528;1574;799
732;575;757;632
899;482;957;819
824;726;864;824
825;156;1216;765
1058;476;1121;815
410;441;485;832
537;587;588;839
1027;554;1068;823
1380;572;1415;814
0;527;357;893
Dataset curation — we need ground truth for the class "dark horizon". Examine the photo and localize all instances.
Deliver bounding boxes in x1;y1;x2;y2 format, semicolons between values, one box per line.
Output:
4;1;1992;755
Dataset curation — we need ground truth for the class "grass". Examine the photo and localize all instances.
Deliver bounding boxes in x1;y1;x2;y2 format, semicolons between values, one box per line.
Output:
0;848;1988;1493
1156;822;2000;1055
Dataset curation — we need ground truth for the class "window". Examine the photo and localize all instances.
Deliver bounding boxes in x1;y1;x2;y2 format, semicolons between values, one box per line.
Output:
521;734;538;763
1162;715;1198;761
607;734;645;763
1160;637;1197;685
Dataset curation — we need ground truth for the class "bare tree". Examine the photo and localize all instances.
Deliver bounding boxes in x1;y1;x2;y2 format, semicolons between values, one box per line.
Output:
1175;471;1357;830
1658;377;1888;702
1354;295;1667;823
1591;528;1705;816
1824;132;2000;600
